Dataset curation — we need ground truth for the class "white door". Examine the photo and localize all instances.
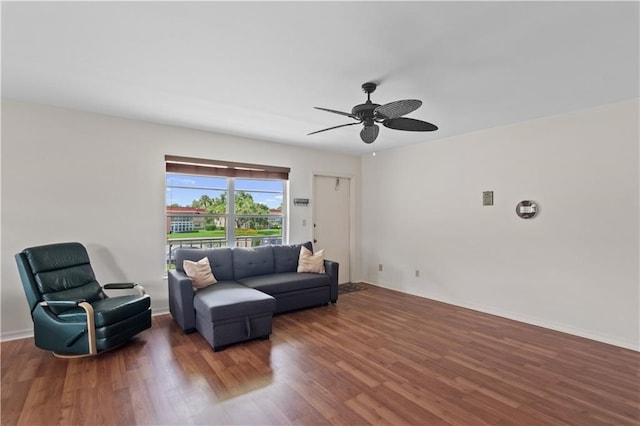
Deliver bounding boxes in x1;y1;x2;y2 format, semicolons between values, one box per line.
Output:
313;175;350;284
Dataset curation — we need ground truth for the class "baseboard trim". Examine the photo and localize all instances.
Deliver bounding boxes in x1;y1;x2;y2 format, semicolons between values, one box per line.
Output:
152;307;170;316
0;329;33;342
362;281;639;352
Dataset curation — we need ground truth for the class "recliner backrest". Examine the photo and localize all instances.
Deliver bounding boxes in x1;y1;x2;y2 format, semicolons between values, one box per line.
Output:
16;242;105;314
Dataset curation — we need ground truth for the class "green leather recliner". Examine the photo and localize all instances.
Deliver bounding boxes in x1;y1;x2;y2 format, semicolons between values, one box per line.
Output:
15;242;151;357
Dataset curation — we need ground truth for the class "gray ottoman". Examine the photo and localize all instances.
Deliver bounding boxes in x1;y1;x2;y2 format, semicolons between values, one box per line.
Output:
193;282;276;351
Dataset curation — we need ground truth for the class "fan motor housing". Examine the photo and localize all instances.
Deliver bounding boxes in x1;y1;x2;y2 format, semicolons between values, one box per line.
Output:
351;102;380;119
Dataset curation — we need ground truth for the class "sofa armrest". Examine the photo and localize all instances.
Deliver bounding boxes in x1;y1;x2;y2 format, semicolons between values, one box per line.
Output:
324;259;339;303
167;269;196;333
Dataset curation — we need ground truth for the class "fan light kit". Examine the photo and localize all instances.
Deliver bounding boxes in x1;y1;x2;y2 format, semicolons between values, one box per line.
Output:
308;82;438;144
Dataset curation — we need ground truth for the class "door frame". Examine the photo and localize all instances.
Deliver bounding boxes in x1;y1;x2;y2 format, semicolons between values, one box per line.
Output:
312;171;358;284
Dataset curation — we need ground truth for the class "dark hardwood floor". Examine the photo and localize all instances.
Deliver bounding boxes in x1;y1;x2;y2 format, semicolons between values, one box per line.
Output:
2;283;639;425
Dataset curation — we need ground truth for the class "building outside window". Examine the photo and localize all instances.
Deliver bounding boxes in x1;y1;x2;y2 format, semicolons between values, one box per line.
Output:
165;206;207;233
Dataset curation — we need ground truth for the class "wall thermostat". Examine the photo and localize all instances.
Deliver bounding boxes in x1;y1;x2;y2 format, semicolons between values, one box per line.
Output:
516;200;538;219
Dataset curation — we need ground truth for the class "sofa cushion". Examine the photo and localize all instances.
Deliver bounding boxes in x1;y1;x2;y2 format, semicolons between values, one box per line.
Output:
238;272;330;296
233;245;274;280
273;241;313;273
193;282;276;322
176;247;234;281
183;257;217;290
297;246;326;274
273;244;302;273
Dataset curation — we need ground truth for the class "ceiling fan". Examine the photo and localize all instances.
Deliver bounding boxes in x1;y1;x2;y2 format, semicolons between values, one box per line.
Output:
308;82;438;144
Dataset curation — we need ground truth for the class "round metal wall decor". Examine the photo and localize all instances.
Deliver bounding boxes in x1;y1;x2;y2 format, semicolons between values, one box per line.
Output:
516;200;538;219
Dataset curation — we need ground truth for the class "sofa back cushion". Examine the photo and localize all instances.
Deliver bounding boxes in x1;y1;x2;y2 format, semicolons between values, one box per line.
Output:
176;247;234;281
233;245;274;280
273;242;313;273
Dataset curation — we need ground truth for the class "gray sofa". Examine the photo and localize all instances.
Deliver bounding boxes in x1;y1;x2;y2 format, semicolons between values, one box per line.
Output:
167;242;338;350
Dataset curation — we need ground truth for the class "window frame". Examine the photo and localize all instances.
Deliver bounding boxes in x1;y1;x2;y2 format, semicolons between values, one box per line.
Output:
165;156;289;263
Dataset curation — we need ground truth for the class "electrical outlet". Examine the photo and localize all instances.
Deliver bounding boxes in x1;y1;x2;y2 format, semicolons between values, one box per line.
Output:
415;270;420;278
378;264;383;272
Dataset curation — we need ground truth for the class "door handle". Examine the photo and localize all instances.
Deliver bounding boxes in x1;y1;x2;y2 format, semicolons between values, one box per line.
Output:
314;239;317;243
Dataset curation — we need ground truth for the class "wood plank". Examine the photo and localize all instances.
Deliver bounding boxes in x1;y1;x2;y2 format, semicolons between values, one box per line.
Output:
1;283;638;425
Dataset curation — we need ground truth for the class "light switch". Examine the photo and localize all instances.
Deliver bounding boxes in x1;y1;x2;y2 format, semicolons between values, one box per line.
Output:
483;191;494;206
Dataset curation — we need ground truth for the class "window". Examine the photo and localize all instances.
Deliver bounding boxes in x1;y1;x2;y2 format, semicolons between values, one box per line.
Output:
165;156;289;268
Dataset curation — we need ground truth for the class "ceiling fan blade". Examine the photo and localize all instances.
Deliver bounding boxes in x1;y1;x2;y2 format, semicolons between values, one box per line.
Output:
360;124;379;144
308;121;361;136
383;117;438;132
374;99;422;119
314;107;358;120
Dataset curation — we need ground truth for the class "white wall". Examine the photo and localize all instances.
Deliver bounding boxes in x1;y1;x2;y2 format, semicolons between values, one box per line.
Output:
3;99;638;350
361;99;639;350
1;99;361;339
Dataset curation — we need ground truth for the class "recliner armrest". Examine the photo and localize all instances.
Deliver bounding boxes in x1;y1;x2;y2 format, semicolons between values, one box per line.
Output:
32;304;91;354
40;300;83;309
104;282;136;289
37;300;98;355
104;282;145;295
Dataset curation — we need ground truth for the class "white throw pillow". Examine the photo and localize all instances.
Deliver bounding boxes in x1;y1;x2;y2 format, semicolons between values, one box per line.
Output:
297;246;325;274
183;257;217;290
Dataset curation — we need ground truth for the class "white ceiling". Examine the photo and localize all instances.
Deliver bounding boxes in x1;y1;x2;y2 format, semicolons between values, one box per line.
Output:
2;1;638;156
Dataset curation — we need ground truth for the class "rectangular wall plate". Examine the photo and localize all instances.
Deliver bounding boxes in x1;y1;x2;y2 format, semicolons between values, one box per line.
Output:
483;191;494;206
